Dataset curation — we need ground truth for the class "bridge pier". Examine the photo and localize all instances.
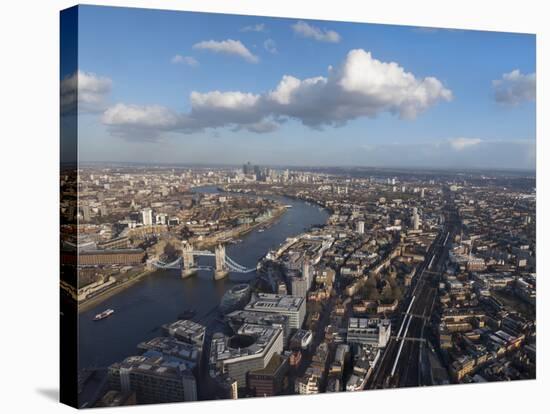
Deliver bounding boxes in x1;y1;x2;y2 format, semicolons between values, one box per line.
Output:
181;242;196;279
214;244;228;280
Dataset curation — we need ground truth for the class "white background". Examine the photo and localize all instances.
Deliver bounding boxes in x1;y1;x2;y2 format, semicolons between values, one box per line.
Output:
0;0;547;412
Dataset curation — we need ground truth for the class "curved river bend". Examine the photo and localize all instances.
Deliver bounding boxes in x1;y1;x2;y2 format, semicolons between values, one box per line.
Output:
78;186;329;370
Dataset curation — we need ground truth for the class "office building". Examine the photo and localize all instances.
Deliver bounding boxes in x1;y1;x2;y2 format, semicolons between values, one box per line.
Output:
411;207;421;230
81;205;90;222
137;336;202;371
347;318;391;348
225;310;290;345
108;355;197;404
163;319;206;348
78;248;145;266
248;354;289;397
245;293;306;329
291;276;308;298
209;324;284;388
141;208;153;226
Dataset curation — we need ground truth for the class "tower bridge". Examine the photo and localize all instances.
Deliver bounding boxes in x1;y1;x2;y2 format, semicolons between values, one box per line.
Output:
149;242;256;280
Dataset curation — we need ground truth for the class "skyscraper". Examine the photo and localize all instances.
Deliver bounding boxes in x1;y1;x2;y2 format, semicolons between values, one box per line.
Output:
81;205;90;222
141;208;153;226
411;207;421;230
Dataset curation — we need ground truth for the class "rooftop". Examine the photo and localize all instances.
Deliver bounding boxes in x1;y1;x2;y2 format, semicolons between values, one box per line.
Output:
163;319;206;347
138;336;200;365
210;323;282;364
245;293;305;312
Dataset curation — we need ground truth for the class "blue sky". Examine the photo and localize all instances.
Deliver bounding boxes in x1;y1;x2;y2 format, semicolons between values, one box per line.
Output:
67;5;536;170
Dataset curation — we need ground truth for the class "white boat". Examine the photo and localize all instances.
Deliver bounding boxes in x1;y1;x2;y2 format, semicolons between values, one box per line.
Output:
93;309;114;321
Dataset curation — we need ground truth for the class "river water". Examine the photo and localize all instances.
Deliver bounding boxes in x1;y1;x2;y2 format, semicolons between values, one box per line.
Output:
78;186;329;370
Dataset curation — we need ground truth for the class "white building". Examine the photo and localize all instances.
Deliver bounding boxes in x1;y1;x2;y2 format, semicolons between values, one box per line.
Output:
411;207;421;230
245;293;306;329
291;277;308;298
209;324;283;388
347;318;391;348
142;208;153;226
155;213;168;225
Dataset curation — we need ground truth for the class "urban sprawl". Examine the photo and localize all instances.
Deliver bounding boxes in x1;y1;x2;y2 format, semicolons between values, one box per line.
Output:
60;163;536;407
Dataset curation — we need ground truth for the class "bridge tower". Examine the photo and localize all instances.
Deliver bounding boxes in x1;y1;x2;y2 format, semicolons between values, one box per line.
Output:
214;244;228;280
181;242;196;279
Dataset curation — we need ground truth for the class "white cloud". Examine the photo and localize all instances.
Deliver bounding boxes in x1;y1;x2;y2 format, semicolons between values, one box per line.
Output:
190;90;261;110
291;21;341;43
61;70;112;113
448;137;482;151
240;23;266;32
263;38;277;54
101;103;184;140
171;55;199;67
192;39;259;63
493;69;536;105
103;49;452;140
102;103;180;128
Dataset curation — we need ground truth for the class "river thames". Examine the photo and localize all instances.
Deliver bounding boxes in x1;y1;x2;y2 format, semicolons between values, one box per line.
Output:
78;187;329;370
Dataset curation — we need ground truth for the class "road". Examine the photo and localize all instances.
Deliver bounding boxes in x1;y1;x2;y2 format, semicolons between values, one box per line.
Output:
368;195;459;389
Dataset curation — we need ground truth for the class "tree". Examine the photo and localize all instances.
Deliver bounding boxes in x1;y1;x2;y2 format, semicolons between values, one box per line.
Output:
164;241;179;259
367;287;380;301
392;285;403;301
380;283;393;302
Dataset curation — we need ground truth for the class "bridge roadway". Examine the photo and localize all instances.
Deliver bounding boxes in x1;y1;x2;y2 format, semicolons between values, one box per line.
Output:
151;251;256;273
368;200;459;389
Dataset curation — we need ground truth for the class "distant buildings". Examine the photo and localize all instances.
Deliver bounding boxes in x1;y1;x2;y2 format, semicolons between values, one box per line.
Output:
411;207;421;230
81;205;90;222
290;276;308;298
141;208;153;226
78;248;145;266
75;163;535;404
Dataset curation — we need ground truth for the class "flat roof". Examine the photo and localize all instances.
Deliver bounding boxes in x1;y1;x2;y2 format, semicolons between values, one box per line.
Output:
245;293;304;312
210;324;282;364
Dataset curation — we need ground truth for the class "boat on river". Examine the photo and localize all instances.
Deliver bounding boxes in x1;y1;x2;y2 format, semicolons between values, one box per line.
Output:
93;309;114;321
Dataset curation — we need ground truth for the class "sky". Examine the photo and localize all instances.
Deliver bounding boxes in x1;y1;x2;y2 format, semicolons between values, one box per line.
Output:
64;5;536;170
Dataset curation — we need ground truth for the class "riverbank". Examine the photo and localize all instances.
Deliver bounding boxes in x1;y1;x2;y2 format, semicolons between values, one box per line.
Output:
193;205;287;250
221;185;333;217
78;205;288;313
78;188;330;371
78;269;153;314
